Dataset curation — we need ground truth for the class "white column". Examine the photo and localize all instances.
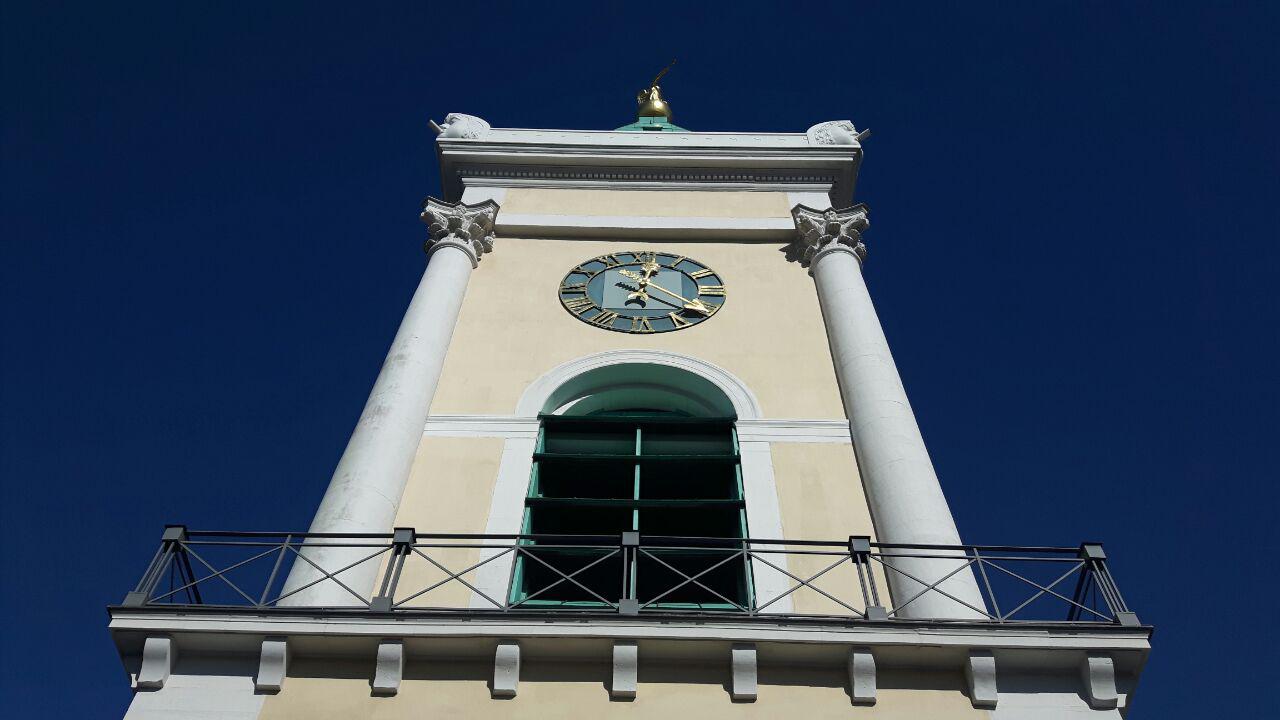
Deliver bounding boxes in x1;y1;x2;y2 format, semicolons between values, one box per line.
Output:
789;204;986;619
280;198;499;606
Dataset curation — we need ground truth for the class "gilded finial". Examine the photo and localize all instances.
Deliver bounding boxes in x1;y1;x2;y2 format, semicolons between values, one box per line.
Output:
636;60;676;121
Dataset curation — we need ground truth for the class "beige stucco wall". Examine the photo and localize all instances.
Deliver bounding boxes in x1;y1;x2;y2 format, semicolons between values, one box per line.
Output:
258;661;987;720
390;188;873;610
389;437;505;608
770;442;885;615
499;188;793;218
429;235;845;419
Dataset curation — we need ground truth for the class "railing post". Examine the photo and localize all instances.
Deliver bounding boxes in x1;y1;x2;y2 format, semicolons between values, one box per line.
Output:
1079;543;1140;626
619;531;640;615
370;528;415;612
122;525;188;607
850;536;887;621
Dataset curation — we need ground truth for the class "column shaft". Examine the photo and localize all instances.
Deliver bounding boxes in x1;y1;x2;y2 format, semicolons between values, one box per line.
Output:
810;247;986;619
278;194;499;606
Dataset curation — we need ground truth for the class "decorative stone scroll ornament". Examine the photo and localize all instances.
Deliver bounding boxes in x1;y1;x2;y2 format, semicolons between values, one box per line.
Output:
420;197;500;267
430;112;491;139
786;203;871;270
806;120;870;145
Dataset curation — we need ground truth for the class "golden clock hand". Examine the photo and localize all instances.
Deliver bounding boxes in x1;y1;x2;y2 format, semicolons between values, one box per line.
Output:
634;277;711;315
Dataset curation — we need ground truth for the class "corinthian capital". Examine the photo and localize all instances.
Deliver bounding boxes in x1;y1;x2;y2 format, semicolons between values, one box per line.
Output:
786;204;871;269
420;197;500;266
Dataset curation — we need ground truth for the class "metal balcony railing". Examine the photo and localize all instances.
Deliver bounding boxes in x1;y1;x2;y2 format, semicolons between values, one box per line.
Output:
117;526;1141;627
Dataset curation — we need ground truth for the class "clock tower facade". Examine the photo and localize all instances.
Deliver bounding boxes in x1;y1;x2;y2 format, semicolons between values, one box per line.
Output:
110;102;1151;719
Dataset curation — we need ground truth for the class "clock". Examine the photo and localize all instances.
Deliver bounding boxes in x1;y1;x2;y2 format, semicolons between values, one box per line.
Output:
558;250;725;334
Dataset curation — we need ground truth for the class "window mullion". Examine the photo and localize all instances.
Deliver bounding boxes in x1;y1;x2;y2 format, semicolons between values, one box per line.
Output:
632;425;642;532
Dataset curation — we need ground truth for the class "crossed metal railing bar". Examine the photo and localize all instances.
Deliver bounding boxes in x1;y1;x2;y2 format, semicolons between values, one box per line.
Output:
119;527;1141;627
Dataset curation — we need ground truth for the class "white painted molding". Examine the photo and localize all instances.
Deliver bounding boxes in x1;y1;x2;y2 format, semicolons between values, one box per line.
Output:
426;415;848;443
423;415;540;439
254;637;288;693
734;419;850;443
371;639;403;696
135;636;176;690
492;640;521;698
496;212;795;242
730;643;758;702
965;650;998;709
611;640;638;699
1079;653;1119;709
738;440;791;614
111;610;1154;652
436;126;862;212
516;349;763;419
848;647;876;705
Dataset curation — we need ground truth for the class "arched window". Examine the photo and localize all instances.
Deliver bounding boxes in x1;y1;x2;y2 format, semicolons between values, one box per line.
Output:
510;391;751;610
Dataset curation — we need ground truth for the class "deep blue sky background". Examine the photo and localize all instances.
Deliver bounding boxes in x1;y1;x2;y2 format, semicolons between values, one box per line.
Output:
3;2;1277;716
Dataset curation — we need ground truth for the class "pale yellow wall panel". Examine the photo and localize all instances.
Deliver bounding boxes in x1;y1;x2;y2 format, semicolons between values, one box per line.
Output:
770;442;886;615
387;437;504;608
500;189;792;218
431;239;846;419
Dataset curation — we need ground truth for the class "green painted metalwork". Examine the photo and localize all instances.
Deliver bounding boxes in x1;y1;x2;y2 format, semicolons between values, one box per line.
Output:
509;412;750;609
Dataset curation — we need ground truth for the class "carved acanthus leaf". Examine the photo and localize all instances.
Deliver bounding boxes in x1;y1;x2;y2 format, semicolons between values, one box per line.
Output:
786;204;870;267
420;197;500;264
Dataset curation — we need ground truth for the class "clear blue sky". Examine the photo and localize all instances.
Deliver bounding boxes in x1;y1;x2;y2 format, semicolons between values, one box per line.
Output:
2;2;1277;716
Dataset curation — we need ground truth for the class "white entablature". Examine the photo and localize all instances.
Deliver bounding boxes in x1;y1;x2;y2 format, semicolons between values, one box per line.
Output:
434;115;865;205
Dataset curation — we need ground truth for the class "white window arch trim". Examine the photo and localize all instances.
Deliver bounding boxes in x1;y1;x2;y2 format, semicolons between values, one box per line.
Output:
469;349;792;612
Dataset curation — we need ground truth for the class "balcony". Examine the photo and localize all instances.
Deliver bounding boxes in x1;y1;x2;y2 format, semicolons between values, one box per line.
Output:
116;526;1142;628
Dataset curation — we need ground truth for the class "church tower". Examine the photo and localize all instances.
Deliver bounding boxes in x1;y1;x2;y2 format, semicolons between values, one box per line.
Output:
110;79;1151;718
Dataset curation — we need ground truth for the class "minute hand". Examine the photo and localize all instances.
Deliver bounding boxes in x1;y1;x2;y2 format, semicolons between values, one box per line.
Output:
643;279;713;315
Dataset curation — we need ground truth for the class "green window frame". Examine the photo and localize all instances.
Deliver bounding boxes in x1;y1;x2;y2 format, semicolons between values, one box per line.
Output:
509;412;753;610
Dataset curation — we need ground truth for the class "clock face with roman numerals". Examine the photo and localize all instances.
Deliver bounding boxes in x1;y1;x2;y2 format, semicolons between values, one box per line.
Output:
558;250;725;334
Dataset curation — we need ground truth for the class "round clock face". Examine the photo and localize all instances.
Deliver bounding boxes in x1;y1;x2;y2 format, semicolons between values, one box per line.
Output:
558;250;725;334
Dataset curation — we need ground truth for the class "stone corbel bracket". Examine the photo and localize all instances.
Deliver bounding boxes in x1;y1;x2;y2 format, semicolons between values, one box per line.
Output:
371;639;404;696
492;640;521;698
848;647;876;705
965;649;998;709
420;197;501;267
1080;653;1120;709
611;640;638;700
135;635;176;690
730;643;758;702
255;637;289;693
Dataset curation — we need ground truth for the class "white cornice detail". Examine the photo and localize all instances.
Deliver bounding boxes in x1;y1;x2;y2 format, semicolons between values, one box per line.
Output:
424;415;540;438
108;611;1153;654
442;128;845;148
437;132;862;206
496;213;795;241
423;415;850;443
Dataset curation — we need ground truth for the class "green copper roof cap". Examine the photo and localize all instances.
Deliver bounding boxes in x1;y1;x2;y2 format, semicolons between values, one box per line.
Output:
615;116;689;132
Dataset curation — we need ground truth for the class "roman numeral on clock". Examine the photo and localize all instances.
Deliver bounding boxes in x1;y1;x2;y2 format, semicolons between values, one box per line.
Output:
630;316;655;333
668;312;692;328
699;284;726;296
564;297;595;315
560;282;587;294
689;269;715;279
589;311;620;327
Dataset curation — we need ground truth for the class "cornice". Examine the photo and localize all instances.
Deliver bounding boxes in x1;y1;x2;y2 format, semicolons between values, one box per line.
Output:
436;129;863;205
